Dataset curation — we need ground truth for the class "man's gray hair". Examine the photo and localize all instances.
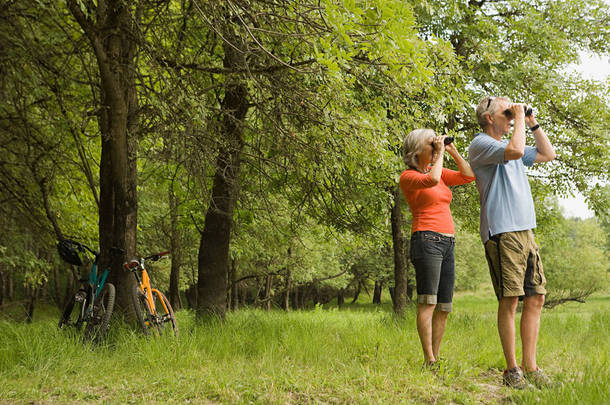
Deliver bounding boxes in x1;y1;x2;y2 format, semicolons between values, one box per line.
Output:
476;96;511;129
403;128;435;171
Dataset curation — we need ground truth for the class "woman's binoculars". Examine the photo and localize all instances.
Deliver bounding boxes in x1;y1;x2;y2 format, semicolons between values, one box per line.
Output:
503;105;533;118
431;137;454;147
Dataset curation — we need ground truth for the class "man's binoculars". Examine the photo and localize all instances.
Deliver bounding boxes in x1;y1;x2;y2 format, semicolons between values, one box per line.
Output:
503;105;533;118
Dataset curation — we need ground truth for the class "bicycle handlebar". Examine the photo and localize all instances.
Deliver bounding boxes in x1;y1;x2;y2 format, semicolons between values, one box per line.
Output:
67;240;124;257
65;240;98;256
144;251;170;261
123;251;170;271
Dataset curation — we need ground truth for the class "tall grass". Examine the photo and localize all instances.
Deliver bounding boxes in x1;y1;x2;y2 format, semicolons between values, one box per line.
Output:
0;293;608;404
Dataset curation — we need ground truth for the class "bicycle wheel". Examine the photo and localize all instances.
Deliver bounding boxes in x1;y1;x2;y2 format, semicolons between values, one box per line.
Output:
83;282;115;343
131;284;158;335
58;289;87;330
154;291;178;337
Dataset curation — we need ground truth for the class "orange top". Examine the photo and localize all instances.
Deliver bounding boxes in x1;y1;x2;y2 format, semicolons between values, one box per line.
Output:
399;168;475;234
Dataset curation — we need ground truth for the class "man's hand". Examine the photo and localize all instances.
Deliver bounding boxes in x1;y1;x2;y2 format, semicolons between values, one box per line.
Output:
525;108;537;128
510;103;526;120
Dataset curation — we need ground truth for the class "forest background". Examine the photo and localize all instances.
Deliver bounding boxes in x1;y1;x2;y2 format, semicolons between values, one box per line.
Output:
0;0;609;322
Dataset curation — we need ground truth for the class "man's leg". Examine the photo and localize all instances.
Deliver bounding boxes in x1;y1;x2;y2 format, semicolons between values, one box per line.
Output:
431;309;449;360
521;294;544;372
417;303;437;363
498;296;519;370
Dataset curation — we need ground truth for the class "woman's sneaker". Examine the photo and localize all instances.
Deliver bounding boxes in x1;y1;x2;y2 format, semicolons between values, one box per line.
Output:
503;367;530;389
524;368;553;388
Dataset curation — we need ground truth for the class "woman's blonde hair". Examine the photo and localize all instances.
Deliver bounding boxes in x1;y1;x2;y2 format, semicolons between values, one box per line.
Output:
402;128;435;171
476;96;511;129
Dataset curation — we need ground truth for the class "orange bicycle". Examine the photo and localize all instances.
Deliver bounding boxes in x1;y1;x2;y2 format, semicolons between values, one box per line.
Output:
124;251;178;337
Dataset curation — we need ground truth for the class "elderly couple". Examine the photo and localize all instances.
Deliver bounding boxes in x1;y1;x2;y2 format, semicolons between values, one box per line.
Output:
399;96;556;389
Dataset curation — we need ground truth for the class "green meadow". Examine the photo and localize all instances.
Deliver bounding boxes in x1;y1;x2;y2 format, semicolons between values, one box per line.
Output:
1;292;608;404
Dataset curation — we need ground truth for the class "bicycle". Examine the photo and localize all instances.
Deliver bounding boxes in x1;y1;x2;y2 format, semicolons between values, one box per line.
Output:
124;251;178;337
57;239;119;343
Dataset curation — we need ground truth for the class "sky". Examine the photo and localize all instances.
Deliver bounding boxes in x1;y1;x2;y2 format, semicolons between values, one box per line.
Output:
556;52;609;219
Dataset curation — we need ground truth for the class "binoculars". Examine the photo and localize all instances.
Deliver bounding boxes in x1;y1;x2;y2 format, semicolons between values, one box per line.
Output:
503;105;533;118
430;137;454;147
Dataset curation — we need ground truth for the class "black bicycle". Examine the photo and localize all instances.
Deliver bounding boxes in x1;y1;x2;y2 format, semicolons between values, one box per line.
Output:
57;240;119;343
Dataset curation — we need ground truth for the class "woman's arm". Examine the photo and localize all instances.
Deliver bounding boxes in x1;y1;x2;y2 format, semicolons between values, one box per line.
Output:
445;143;474;177
428;136;445;184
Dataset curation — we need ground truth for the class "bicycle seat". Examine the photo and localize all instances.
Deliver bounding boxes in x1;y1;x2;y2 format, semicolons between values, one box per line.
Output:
123;260;140;271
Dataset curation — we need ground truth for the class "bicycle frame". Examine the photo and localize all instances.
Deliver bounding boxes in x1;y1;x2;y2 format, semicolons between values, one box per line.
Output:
132;258;171;318
125;251;177;336
80;261;110;320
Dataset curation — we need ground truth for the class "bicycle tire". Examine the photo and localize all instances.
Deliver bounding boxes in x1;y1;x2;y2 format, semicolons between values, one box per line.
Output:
156;291;178;337
131;284;157;335
83;282;115;343
58;290;86;330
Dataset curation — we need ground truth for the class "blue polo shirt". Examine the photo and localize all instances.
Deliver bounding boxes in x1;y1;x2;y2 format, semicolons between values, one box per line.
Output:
468;133;538;243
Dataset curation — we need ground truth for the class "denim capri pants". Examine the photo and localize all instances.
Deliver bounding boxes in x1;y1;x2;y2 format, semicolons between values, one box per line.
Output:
410;231;455;312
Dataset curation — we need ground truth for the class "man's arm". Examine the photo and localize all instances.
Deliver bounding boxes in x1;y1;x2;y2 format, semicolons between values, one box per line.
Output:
505;103;526;161
527;116;556;163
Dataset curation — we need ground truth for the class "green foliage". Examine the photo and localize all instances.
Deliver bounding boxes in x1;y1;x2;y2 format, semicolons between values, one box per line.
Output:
540;216;609;304
453;221;489;291
0;0;608;311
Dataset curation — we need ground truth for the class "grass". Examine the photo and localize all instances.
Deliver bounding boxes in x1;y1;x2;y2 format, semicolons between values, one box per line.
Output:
0;292;608;404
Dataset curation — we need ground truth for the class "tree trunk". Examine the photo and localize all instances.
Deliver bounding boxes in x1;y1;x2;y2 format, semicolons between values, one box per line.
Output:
67;0;139;314
292;285;299;310
337;288;345;308
284;269;291;311
63;269;75;309
0;270;5;306
263;274;273;311
312;284;320;307
185;284;197;309
168;182;182;310
373;281;383;304
52;267;62;309
406;265;414;302
299;286;306;309
351;281;361;304
391;186;408;316
253;277;261;307
25;285;40;323
196;30;249;319
230;259;238;311
7;272;14;301
240;284;247;307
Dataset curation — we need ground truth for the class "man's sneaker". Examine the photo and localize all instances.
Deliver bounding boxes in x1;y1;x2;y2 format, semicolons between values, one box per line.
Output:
524;368;553;388
503;367;530;389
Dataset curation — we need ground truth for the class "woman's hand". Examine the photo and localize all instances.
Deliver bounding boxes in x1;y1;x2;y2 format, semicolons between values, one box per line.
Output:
445;141;458;156
445;140;475;177
431;135;446;162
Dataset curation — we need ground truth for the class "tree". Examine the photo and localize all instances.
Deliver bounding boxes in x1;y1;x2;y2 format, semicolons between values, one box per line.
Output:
64;0;141;310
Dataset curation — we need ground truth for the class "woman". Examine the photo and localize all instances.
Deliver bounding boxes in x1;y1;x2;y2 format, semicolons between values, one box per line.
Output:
399;129;475;367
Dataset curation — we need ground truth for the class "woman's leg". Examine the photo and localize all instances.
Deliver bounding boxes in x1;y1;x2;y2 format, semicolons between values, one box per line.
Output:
411;232;443;364
417;303;437;363
433;238;455;360
432;309;449;360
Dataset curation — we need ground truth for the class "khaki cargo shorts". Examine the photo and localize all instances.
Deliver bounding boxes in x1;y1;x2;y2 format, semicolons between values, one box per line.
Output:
484;230;546;300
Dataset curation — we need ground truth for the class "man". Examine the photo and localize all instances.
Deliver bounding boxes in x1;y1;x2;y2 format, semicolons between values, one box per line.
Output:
468;96;556;389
